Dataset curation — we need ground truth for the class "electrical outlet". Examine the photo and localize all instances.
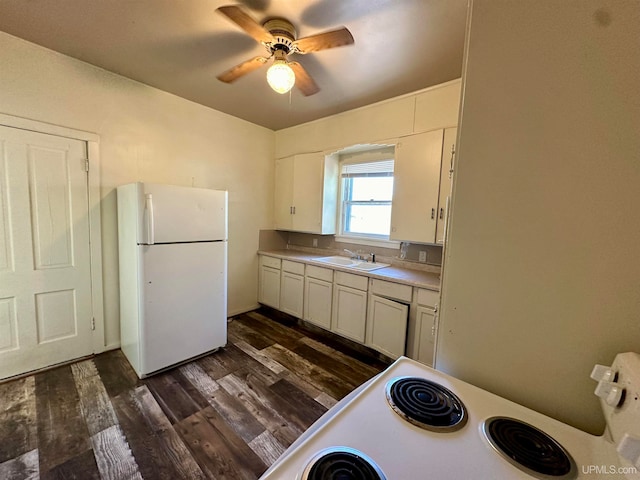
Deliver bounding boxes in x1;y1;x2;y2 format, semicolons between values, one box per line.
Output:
312;238;318;247
418;251;427;263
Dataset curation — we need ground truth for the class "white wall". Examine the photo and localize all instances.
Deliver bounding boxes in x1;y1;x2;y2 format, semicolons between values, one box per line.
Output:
0;32;274;348
439;0;640;434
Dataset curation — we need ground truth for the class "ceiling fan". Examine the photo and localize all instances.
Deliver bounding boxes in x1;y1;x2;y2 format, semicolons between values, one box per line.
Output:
216;5;355;96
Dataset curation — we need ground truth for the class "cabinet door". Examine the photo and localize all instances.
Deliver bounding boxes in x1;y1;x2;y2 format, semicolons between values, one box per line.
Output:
390;130;444;243
304;277;332;329
292;152;324;232
436;127;457;245
331;284;367;343
414;305;438;367
366;295;408;358
274;155;294;230
259;266;281;309
280;272;304;318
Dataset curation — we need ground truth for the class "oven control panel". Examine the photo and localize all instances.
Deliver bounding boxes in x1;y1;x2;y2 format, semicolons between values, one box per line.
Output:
591;352;640;471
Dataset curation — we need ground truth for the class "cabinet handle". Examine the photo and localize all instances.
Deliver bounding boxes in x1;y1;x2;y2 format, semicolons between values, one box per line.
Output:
431;208;435;220
293;206;296;214
289;206;293;214
449;144;455;179
439;207;444;220
432;307;438;337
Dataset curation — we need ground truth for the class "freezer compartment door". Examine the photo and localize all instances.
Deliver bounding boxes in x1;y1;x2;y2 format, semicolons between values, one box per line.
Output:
140;241;227;375
144;183;227;243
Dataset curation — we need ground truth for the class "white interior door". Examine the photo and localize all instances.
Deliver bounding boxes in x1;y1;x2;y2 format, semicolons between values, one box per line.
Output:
0;125;93;379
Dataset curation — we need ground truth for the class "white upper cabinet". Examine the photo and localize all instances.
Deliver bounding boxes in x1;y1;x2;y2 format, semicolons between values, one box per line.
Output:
390;130;444;243
413;81;461;134
274;79;461;159
436;127;458;245
274;152;338;234
274;155;295;230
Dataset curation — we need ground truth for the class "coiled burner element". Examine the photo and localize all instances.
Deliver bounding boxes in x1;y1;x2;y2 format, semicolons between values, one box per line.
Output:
301;446;386;480
483;417;577;479
385;376;467;432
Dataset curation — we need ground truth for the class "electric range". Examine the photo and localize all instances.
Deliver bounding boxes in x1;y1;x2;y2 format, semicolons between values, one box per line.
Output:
260;353;640;479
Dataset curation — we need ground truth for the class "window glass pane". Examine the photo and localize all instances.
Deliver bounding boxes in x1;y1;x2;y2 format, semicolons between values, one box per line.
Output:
349;177;394;201
345;204;391;236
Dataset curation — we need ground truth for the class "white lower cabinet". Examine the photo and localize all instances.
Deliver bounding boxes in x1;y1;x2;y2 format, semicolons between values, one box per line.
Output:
258;255;282;309
259;255;439;361
411;289;440;367
366;295;409;359
331;274;368;343
304;277;333;329
280;271;304;318
279;260;305;318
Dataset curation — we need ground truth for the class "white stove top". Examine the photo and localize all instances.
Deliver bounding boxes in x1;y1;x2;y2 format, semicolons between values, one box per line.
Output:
261;356;637;479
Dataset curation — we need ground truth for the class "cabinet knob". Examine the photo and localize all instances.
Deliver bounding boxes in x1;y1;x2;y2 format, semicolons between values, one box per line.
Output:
618;434;640;468
594;380;624;407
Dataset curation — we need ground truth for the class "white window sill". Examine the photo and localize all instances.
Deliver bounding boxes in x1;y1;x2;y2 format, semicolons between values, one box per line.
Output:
334;235;401;249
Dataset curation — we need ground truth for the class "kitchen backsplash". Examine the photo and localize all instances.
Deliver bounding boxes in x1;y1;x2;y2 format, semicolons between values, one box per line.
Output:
259;230;443;269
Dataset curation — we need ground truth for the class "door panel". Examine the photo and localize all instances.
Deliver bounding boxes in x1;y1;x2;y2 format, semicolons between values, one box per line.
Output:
0;297;17;351
0;125;93;379
29;145;74;268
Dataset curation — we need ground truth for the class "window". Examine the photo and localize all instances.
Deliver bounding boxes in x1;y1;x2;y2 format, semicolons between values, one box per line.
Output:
340;159;394;240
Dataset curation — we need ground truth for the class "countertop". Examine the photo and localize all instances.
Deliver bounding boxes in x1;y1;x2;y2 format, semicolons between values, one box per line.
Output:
258;249;441;291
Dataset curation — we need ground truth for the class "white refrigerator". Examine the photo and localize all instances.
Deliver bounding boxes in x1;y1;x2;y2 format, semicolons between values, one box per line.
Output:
117;182;228;378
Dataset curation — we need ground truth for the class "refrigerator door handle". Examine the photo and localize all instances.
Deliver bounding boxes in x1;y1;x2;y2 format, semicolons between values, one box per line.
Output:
144;193;155;245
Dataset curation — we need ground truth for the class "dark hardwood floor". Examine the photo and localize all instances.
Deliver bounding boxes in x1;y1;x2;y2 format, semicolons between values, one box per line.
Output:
0;310;389;479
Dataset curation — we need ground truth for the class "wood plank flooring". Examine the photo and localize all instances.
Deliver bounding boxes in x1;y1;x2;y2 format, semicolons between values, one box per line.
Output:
0;309;388;479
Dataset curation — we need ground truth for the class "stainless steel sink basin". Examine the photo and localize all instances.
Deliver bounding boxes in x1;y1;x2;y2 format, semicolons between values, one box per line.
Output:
315;256;390;271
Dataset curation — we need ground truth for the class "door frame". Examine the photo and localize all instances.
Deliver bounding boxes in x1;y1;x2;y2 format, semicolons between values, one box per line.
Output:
0;113;106;354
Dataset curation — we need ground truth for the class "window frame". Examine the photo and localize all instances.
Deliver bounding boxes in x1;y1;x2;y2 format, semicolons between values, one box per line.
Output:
336;149;398;246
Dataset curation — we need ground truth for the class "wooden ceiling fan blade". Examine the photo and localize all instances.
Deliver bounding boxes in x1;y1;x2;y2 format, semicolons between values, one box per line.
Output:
289;62;320;96
216;5;274;44
293;27;354;54
217;56;269;83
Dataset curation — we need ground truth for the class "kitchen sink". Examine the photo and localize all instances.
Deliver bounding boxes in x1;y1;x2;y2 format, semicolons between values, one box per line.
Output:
315;256;358;266
314;256;390;271
350;261;390;271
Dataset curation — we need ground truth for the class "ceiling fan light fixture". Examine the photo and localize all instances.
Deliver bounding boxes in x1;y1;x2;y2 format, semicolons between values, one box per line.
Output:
266;58;295;94
266;60;295;94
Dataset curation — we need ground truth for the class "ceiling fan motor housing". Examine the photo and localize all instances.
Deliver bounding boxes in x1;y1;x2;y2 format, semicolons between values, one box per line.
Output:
263;18;296;54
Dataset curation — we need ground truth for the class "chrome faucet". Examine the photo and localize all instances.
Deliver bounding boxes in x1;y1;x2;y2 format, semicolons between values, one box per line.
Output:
344;249;362;260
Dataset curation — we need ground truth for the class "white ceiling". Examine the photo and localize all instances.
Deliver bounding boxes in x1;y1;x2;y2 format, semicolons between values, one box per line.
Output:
0;0;468;130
